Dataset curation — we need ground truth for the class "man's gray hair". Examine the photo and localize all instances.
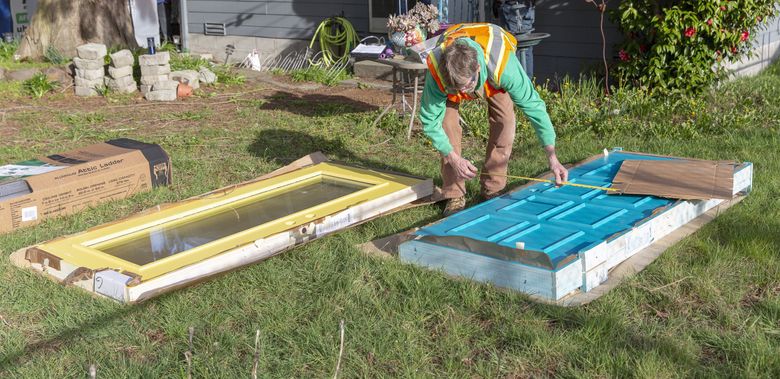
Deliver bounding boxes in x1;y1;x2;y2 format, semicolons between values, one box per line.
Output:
440;39;479;90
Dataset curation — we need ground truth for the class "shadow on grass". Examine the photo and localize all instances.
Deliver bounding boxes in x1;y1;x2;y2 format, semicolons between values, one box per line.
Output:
259;91;381;117
247;128;418;177
0;300;151;371
711;202;780;257
533;301;700;369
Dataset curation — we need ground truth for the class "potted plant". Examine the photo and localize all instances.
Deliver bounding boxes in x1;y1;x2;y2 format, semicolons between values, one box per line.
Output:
387;3;441;54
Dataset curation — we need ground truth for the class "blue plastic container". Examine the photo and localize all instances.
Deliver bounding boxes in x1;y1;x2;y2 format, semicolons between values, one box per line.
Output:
0;0;12;36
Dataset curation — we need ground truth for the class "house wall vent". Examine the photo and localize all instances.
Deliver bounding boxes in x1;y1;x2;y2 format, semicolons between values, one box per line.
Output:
204;23;227;36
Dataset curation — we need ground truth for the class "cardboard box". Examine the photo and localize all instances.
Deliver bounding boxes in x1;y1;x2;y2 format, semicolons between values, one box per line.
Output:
0;138;171;234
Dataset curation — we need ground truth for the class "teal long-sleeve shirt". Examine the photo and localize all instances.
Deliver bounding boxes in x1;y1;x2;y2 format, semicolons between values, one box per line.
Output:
418;39;556;156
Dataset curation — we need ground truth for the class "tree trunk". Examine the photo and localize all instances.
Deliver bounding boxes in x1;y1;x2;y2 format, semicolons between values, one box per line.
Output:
17;0;138;59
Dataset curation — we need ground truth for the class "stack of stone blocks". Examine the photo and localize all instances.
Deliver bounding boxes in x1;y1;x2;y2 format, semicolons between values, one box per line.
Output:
105;50;137;94
139;51;177;101
73;43;107;97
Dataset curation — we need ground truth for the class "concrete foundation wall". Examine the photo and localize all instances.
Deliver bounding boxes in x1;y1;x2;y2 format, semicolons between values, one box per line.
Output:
532;0;622;83
726;40;780;78
726;17;780;78
188;34;309;65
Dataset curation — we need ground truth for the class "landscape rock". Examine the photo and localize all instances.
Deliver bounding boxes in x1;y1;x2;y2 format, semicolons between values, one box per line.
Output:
170;70;199;89
75;86;98;97
113;85;138;94
145;89;176;101
139;74;169;85
76;43;107;60
152;80;179;91
73;57;104;70
104;75;136;89
75;68;105;80
138;52;170;66
140;64;171;76
198;67;217;84
109;49;135;68
45;67;71;84
139;84;153;94
74;76;104;88
6;68;41;81
108;65;133;78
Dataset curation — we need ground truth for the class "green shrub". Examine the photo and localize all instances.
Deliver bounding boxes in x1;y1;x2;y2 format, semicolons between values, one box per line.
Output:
612;0;778;94
167;51;244;85
22;72;58;98
158;42;179;53
0;40;18;62
431;64;780;144
289;66;350;86
458;100;490;140
44;45;67;65
212;65;246;85
170;53;208;71
0;80;23;99
94;84;113;97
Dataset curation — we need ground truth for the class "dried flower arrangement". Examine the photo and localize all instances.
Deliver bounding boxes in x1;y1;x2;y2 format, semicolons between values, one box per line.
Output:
387;3;441;41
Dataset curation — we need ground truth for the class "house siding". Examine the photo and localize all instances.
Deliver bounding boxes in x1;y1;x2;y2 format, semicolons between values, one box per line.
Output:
531;0;622;82
186;0;778;80
187;0;369;40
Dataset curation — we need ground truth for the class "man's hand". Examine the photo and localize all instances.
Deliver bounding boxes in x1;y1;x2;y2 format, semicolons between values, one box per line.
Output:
444;151;478;180
544;145;568;186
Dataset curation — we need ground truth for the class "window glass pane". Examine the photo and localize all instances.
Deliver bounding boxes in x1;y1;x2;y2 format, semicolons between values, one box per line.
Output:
97;176;370;265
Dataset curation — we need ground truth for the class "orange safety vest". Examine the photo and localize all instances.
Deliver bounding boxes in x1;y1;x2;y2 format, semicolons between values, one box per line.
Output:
426;23;518;103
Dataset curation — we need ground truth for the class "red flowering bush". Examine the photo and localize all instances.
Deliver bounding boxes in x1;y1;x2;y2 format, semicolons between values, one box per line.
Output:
612;0;778;93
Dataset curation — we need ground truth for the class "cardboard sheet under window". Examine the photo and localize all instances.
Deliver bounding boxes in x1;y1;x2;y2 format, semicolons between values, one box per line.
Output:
609;160;736;200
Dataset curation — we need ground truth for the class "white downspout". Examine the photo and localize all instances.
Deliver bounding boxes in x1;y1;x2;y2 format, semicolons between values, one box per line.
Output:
180;0;189;52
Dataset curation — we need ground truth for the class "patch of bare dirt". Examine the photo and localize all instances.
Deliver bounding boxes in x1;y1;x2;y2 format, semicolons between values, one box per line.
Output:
0;74;395;144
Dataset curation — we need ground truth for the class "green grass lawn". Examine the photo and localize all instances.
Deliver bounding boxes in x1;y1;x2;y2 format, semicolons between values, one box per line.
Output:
0;64;779;377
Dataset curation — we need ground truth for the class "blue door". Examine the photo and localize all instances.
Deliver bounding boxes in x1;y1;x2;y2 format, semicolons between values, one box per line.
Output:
414;150;679;269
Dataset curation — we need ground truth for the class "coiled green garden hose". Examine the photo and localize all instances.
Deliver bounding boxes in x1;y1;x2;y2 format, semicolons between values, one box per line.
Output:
308;17;359;67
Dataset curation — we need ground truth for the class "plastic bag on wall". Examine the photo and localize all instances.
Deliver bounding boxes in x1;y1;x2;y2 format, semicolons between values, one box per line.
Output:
242;49;262;71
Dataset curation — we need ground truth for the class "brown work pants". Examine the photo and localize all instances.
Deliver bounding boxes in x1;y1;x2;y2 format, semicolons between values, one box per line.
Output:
441;91;516;199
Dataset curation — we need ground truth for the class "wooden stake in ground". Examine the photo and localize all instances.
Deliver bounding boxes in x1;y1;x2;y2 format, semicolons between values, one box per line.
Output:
185;326;194;379
252;329;261;379
333;320;346;379
88;364;96;379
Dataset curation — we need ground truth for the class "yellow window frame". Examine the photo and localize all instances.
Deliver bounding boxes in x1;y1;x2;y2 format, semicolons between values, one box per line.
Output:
37;163;423;280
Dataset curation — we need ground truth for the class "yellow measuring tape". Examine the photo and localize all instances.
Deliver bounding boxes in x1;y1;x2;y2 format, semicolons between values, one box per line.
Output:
479;172;620;192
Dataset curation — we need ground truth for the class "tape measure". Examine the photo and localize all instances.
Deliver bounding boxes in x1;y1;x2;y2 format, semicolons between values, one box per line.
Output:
479;172;620;192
